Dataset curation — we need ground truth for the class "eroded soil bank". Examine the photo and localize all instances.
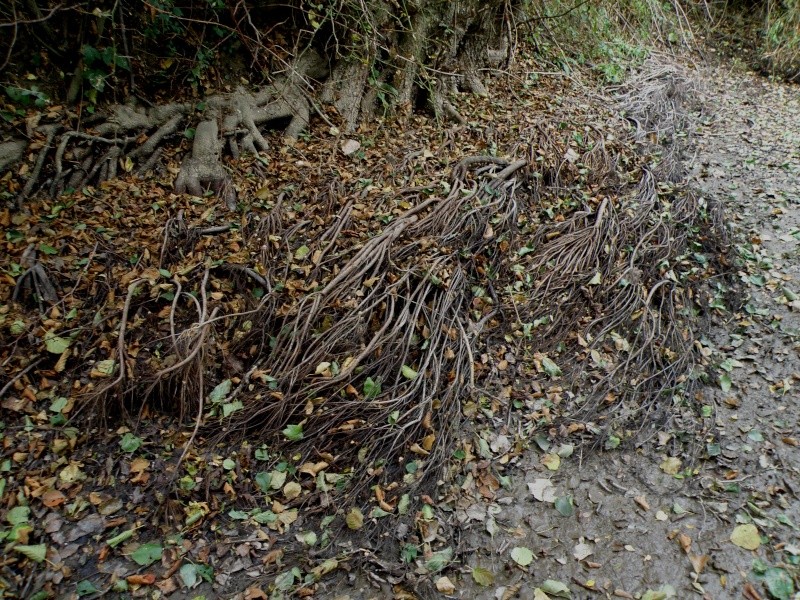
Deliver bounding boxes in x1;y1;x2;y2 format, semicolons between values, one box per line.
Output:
319;56;800;600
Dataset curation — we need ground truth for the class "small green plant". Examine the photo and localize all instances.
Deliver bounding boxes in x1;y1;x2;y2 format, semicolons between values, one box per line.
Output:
2;86;49;121
81;44;131;104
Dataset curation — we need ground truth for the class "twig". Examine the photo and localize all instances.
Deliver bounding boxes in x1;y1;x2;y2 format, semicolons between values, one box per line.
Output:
0;2;64;26
0;358;44;400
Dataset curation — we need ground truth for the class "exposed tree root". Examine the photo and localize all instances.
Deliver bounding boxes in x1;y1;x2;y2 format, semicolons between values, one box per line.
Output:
7;51;328;206
515;57;731;444
12;244;58;307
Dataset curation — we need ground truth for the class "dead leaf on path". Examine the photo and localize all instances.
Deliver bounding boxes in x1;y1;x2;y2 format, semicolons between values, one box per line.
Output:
127;573;156;585
345;508;363;530
528;479;557;502
659;456;681;475
731;524;761;550
689;553;709;574
298;461;328;476
156;577;178;594
573;542;593;561
541;453;561;471
130;457;151;484
435;576;455;594
341;139;360;156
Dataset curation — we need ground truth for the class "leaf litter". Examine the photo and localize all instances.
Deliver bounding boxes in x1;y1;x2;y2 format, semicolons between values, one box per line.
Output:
3;36;799;600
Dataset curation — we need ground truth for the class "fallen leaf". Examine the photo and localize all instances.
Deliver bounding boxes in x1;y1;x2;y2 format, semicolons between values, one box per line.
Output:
435;576;455;594
541;453;561;471
510;546;534;567
130;542;163;566
573;542;593;561
659;456;681;475
13;544;47;563
44;331;70;354
541;356;562;377
345;508;363;530
127;573;156;585
283;481;301;500
554;495;574;517
341;139;360;156
425;547;452;572
763;567;794;600
471;566;494;586
41;489;66;507
730;524;760;550
180;563;199;588
540;579;571;598
528;479;557;502
689;553;709;575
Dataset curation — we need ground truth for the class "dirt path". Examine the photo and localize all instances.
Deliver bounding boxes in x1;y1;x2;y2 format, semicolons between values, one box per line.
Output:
320;58;800;600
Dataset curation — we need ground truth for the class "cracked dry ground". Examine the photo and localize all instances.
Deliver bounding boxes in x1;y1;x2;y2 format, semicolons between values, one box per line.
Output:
382;62;800;600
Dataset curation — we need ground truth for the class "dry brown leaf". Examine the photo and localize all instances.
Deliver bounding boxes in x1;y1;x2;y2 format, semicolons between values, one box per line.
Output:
688;553;709;574
41;489;66;507
127;573;156;585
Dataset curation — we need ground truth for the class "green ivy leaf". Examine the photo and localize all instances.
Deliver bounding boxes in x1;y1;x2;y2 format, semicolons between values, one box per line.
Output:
179;563;198;588
363;376;381;398
472;566;495;586
764;567;794;600
76;579;99;596
130;542;162;566
119;432;143;453
424;547;452;573
541;356;562;377
255;471;271;493
555;495;574;517
274;569;297;591
221;400;243;417
7;506;30;525
208;379;232;403
282;423;304;441
540;579;572;598
251;510;276;524
14;543;47;563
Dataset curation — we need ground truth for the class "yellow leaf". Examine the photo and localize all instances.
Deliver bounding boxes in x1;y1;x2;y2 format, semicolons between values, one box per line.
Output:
730;524;760;550
659;456;681;475
345;508;363;530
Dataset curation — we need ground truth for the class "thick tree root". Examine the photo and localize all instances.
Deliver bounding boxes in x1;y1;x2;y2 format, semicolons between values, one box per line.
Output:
12;244;58;307
7;51;328;206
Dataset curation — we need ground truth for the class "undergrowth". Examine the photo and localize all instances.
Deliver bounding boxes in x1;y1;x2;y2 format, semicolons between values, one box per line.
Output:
525;0;692;82
764;0;800;80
